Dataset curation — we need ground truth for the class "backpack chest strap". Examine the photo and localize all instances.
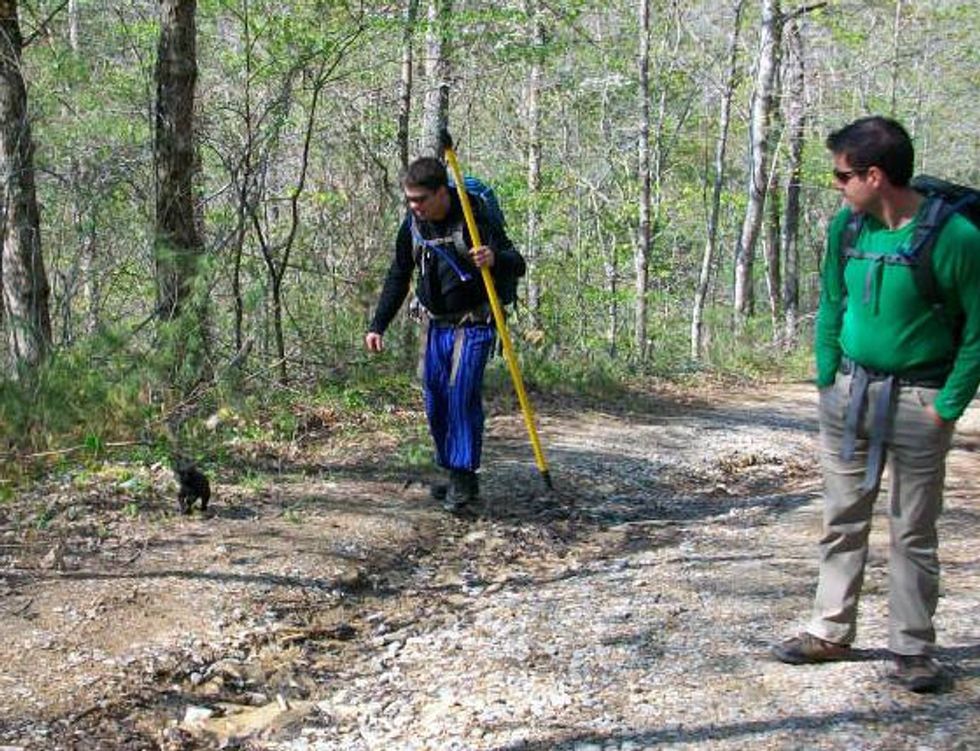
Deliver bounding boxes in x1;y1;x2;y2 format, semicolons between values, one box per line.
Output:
411;218;472;281
840;199;949;309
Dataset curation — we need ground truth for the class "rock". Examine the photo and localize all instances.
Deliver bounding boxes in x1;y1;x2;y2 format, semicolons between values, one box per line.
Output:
40;544;65;571
182;706;215;725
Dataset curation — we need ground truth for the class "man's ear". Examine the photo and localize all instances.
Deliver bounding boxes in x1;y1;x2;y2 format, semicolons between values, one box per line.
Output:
866;165;886;189
435;185;453;210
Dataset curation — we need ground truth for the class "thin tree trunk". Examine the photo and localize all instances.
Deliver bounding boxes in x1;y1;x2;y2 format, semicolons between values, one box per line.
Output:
890;0;903;116
781;17;805;348
764;166;781;337
68;0;80;49
524;0;544;322
634;0;651;361
605;234;618;357
733;0;781;330
258;79;318;385
0;0;51;371
65;3;99;336
649;9;682;287
232;0;255;355
763;39;784;338
421;0;451;157
73;165;100;336
691;0;744;361
154;0;201;323
587;188;617;356
397;0;418;171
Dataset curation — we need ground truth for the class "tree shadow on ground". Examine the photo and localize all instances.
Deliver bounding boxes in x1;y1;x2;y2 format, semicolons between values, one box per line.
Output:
488;695;980;751
467;447;818;528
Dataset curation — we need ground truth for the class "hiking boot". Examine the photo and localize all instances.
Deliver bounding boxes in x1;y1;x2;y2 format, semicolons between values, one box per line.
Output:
889;654;947;693
772;633;852;665
443;470;479;513
429;482;449;501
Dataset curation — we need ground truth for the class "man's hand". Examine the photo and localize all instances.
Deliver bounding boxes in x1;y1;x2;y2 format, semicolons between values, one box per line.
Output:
470;245;494;268
364;332;384;353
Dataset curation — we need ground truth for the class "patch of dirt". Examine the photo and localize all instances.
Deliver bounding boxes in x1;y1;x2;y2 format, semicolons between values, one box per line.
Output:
0;381;977;750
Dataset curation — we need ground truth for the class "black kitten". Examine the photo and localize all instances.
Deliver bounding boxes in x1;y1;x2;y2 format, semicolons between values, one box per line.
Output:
173;459;211;515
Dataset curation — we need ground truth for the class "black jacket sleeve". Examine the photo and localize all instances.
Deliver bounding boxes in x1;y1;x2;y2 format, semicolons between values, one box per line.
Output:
368;218;414;335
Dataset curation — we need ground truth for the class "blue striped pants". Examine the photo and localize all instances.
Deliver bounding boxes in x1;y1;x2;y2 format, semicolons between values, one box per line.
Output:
422;322;495;472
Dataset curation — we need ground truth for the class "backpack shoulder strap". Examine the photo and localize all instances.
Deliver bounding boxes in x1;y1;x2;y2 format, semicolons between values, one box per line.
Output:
840;210;864;258
409;215;474;282
907;196;957;309
837;211;864;296
452;221;468;256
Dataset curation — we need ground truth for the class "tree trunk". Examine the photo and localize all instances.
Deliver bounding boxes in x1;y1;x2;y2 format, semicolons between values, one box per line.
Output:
733;0;781;330
64;6;100;337
250;61;333;385
691;0;744;361
0;0;52;371
421;0;451;157
781;17;805;348
154;0;201;322
763;31;784;337
68;0;80;50
397;0;418;171
890;0;903;116
634;0;651;361
763;168;781;336
524;0;544;322
231;0;256;356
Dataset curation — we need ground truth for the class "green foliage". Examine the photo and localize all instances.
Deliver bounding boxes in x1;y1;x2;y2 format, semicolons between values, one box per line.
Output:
0;330;151;452
84;433;104;455
4;0;977;467
313;363;419;414
698;309;815;383
34;505;56;531
516;351;628;400
236;468;269;492
393;431;433;470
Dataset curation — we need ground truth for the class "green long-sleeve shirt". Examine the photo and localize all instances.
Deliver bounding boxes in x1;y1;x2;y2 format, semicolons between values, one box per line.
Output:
815;206;980;420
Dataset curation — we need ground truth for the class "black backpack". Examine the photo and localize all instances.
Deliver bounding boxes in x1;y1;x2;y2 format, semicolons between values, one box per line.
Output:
839;175;980;332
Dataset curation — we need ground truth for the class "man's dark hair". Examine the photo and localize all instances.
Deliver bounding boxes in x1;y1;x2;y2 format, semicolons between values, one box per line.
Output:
825;116;914;186
402;157;448;191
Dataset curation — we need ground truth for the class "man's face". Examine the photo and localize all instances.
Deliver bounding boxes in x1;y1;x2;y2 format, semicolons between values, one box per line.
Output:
405;185;450;222
831;153;875;212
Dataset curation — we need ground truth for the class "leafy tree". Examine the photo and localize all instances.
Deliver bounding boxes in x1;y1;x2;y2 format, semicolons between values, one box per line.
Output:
0;0;51;374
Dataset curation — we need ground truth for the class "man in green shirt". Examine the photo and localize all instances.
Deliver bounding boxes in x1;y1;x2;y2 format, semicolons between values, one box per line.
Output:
772;116;980;693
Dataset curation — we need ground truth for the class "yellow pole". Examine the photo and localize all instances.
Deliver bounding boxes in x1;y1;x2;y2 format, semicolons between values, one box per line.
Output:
443;145;552;488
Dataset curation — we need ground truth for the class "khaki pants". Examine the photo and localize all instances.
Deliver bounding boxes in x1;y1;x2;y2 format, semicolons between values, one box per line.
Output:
807;370;955;655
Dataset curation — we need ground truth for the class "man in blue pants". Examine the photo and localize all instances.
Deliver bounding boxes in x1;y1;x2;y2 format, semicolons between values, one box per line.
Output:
365;157;525;512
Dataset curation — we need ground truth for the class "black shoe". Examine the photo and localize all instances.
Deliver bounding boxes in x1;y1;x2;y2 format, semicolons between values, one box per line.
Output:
772;633;852;665
443;470;478;512
889;653;948;693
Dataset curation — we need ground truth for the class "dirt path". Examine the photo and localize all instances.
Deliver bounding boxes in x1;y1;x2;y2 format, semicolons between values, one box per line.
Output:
1;382;978;750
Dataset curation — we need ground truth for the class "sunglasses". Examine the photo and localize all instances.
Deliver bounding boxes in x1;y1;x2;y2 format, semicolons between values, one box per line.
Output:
832;168;867;184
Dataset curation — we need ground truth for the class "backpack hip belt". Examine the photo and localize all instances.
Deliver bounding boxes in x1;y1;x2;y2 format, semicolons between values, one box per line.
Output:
425;301;493;327
838;356;950;389
837;356;949;494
